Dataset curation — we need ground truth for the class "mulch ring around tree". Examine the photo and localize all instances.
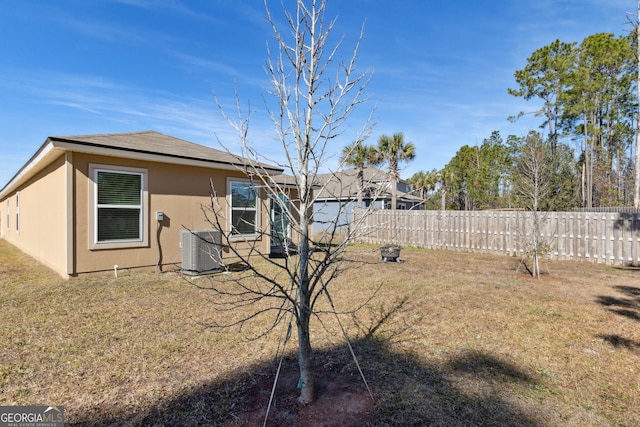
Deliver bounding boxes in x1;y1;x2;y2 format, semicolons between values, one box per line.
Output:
237;359;376;426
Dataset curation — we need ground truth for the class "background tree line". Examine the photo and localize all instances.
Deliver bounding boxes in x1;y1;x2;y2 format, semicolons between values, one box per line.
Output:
410;31;637;211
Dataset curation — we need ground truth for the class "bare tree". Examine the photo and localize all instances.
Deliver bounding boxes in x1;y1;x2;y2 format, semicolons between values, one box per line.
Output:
197;0;377;408
514;131;553;278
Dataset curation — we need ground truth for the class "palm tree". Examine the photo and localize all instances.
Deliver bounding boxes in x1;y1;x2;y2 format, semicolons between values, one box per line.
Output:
377;132;416;209
340;141;381;208
408;169;439;199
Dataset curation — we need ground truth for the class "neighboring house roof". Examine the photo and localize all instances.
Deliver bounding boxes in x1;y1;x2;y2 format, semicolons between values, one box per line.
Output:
0;131;283;198
268;173;326;190
313;167;385;201
313;166;422;204
269;173;299;188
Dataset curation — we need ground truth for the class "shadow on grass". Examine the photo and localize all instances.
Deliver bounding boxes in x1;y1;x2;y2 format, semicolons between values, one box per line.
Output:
68;338;543;426
595;285;640;356
598;334;640;356
596;285;640;322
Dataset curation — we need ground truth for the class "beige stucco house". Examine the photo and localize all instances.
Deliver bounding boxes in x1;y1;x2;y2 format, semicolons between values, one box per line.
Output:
0;131;286;278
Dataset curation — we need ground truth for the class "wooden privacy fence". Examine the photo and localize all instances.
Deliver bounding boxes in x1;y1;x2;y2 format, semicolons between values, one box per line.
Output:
352;209;640;265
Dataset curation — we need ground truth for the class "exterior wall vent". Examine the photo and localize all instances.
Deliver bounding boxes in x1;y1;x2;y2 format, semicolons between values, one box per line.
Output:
180;230;223;275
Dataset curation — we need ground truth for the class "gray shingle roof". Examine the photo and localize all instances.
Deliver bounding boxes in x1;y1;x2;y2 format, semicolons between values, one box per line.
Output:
1;130;283;197
314;166;422;203
313;167;386;200
50;130;282;173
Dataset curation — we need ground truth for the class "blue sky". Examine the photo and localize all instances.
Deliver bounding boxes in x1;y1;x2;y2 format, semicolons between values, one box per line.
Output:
0;0;634;186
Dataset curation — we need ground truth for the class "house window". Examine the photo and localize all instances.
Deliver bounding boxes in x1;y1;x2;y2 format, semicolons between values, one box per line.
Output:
89;164;148;249
229;179;259;238
270;194;289;245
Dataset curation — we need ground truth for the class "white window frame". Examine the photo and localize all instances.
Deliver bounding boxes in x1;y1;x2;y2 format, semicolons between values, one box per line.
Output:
15;192;19;233
89;164;148;250
227;178;260;240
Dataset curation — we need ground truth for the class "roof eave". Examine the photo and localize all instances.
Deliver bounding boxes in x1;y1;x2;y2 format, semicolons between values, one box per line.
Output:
0;139;60;199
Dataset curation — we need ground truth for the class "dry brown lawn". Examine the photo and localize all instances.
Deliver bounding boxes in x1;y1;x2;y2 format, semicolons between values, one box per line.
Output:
0;239;638;426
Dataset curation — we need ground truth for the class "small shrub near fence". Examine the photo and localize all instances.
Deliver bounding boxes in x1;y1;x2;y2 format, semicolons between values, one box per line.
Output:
352;209;640;266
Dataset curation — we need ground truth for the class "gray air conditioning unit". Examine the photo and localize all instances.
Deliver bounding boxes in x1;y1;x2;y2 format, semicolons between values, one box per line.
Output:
180;230;223;275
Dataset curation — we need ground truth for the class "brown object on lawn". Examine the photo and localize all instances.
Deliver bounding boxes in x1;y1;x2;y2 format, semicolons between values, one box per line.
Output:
380;244;402;262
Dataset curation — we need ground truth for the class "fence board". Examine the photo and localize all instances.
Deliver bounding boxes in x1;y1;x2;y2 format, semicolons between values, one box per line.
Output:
352;209;640;266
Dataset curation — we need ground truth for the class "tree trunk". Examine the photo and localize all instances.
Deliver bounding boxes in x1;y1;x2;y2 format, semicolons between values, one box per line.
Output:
635;1;640;208
584;110;593;208
532;211;541;279
357;168;364;209
296;167;315;404
390;161;398;210
296;294;314;404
